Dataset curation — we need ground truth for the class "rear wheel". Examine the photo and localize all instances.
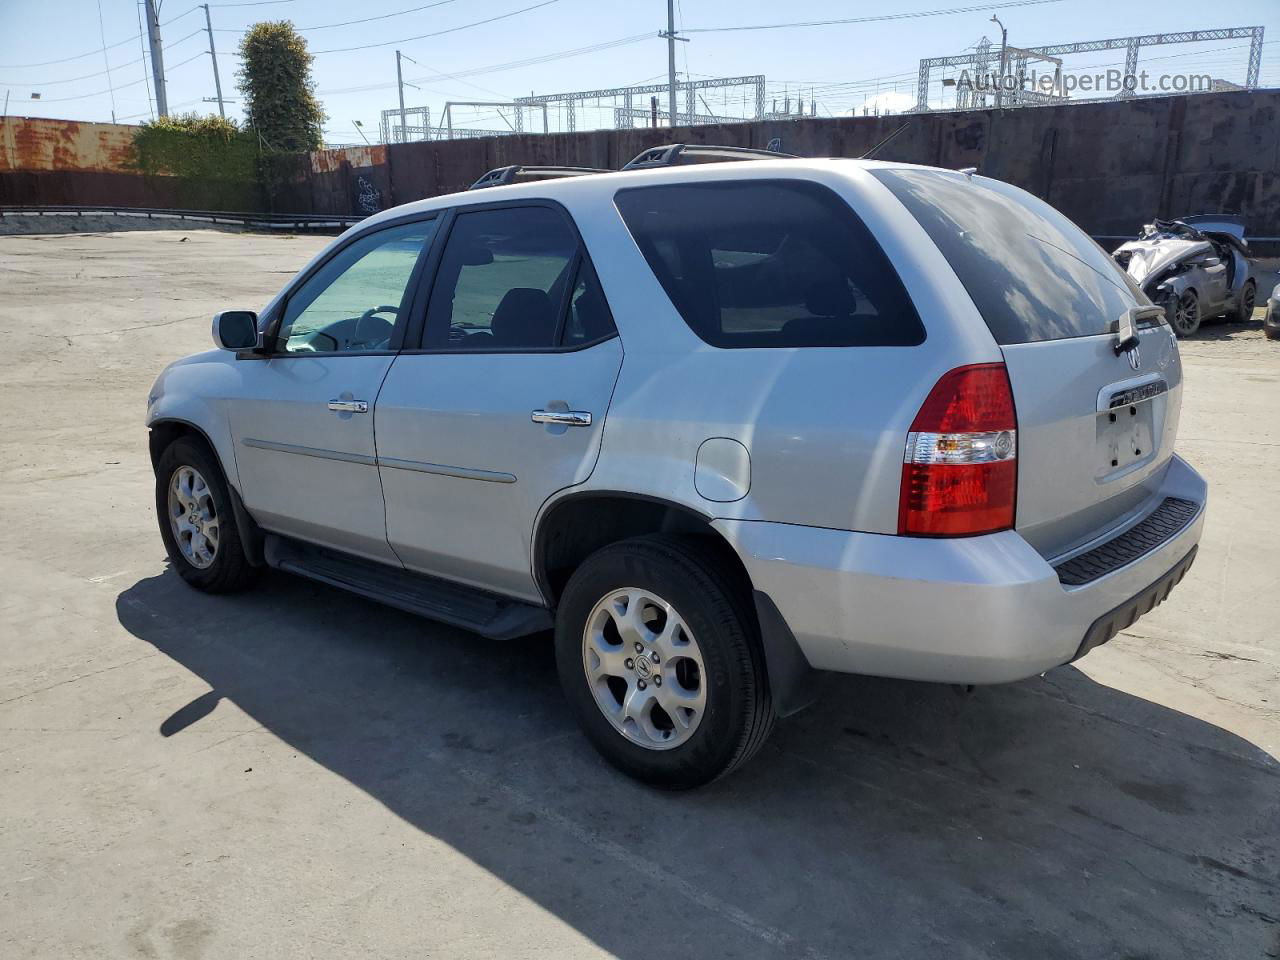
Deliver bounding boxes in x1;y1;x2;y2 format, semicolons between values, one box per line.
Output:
155;436;257;593
555;535;773;788
1171;289;1201;337
1230;280;1257;324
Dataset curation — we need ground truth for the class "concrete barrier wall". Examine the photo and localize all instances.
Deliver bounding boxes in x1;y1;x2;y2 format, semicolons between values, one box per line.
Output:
267;90;1280;239
5;91;1279;237
0;115;262;210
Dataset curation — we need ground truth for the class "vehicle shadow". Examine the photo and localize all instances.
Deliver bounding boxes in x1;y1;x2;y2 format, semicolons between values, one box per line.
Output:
116;569;1279;960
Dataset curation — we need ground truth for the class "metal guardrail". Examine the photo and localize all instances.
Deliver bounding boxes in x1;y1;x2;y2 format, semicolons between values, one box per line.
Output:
0;205;365;231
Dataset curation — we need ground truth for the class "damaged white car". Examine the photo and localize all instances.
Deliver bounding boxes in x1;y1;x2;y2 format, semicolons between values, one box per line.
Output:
1113;215;1256;336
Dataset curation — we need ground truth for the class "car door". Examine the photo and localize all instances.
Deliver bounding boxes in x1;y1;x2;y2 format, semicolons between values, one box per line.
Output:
228;217;440;563
375;202;623;602
1196;247;1230;312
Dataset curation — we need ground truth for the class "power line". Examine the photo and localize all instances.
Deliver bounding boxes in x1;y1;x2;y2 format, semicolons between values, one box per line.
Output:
96;0;119;121
0;32;142;69
23;49;207;104
313;0;565;55
312;34;654;100
296;0;466;31
164;0;295;20
0;28;205;89
684;0;1065;34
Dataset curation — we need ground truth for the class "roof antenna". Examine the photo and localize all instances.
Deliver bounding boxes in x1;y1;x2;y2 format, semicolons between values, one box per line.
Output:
859;121;911;160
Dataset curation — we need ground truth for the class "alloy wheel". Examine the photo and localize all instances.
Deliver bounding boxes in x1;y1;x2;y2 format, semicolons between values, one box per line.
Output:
167;465;219;569
581;587;707;750
1172;292;1200;336
1240;285;1256;320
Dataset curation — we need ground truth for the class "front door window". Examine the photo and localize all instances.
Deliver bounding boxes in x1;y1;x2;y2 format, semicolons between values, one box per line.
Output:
277;219;437;354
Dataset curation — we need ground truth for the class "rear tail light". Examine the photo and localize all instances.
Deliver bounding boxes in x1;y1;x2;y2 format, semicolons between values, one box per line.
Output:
898;363;1017;537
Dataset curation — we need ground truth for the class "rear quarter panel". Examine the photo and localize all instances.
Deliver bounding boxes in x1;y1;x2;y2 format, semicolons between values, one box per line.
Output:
555;162;1001;533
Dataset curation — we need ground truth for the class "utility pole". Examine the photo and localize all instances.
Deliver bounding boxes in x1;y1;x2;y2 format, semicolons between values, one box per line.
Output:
143;0;168;117
664;0;677;128
396;50;407;143
990;15;1008;109
202;5;225;119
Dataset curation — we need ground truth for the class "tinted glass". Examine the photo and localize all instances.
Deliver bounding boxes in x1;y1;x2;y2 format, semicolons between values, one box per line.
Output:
424;206;578;350
872;169;1141;344
614;180;924;348
278;219;436;354
562;259;617;346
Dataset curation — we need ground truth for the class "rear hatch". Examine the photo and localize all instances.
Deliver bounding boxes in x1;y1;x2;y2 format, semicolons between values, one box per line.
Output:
874;169;1182;559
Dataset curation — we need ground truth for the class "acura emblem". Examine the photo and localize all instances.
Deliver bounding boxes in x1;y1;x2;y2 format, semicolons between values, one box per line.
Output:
1126;345;1141;371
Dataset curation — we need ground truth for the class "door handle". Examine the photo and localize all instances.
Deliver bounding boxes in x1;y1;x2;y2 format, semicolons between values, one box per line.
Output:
328;399;369;414
531;409;592;427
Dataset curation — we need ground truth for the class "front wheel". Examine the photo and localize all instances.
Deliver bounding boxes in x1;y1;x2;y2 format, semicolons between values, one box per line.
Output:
155;436;258;593
555;535;774;788
1171;289;1201;337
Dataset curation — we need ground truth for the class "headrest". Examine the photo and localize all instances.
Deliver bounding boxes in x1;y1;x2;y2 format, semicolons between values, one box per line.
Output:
491;287;556;348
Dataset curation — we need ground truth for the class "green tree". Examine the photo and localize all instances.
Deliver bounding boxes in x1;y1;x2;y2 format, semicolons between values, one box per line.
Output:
237;21;325;152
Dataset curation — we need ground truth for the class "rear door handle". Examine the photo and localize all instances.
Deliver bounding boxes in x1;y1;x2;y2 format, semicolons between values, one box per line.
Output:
531;409;592;427
328;399;369;414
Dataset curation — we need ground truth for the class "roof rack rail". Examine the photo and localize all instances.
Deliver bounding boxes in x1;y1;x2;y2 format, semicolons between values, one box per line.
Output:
621;143;796;171
469;164;610;190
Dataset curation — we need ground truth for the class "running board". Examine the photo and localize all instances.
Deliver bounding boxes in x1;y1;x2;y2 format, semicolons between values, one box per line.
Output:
263;535;552;641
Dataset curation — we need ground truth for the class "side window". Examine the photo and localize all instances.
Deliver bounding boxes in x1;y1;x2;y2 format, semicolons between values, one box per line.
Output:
615;180;925;348
424;206;580;351
563;259;617;346
277;219;437;354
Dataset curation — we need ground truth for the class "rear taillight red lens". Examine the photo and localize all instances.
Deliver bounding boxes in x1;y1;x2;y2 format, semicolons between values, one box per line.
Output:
898;363;1018;537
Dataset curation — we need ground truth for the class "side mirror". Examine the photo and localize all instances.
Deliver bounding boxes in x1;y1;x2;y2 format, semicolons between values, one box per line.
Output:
212;310;260;351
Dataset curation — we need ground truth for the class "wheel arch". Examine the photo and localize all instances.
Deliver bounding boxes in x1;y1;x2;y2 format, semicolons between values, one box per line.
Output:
149;418;264;566
533;491;734;604
533;490;821;717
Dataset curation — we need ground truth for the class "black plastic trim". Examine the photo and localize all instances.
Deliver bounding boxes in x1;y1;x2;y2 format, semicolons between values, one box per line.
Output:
264;534;551;640
1054;497;1200;586
752;590;825;718
531;491;716;604
1073;544;1198;661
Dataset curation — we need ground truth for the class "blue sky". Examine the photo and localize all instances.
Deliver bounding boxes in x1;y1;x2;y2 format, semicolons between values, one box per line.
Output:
2;0;1277;145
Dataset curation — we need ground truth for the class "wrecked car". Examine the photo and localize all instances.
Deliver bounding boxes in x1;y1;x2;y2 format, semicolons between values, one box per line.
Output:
1265;283;1280;341
1113;215;1256;336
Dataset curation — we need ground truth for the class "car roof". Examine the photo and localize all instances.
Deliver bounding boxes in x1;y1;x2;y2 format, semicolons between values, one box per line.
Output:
355;156;951;230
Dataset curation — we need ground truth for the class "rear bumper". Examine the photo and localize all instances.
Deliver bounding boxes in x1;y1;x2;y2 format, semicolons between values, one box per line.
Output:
714;454;1207;685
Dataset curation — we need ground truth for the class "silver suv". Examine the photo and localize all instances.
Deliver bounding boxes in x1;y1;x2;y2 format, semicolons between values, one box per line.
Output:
147;147;1207;788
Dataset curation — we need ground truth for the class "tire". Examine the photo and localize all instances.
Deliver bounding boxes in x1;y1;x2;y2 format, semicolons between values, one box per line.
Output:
155;436;258;593
1171;289;1201;337
555;535;774;789
1230;280;1257;324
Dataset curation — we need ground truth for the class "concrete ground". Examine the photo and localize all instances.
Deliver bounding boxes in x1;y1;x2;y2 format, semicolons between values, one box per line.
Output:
1;228;1277;960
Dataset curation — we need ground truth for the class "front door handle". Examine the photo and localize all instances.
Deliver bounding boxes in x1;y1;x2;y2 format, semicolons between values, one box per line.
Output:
328;399;369;414
531;409;592;427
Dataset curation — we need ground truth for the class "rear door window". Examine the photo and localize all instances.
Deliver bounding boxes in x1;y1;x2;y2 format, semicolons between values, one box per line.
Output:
872;169;1142;344
614;180;924;348
423;205;587;351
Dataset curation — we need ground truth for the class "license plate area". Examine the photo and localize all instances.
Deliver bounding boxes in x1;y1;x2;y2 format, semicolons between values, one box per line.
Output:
1097;401;1155;478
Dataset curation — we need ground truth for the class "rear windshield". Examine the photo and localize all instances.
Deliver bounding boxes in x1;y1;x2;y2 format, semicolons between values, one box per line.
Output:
614;180;925;348
872;169;1141;344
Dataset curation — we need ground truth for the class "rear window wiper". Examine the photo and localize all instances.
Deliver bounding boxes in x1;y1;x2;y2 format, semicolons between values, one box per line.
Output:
1115;305;1167;354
